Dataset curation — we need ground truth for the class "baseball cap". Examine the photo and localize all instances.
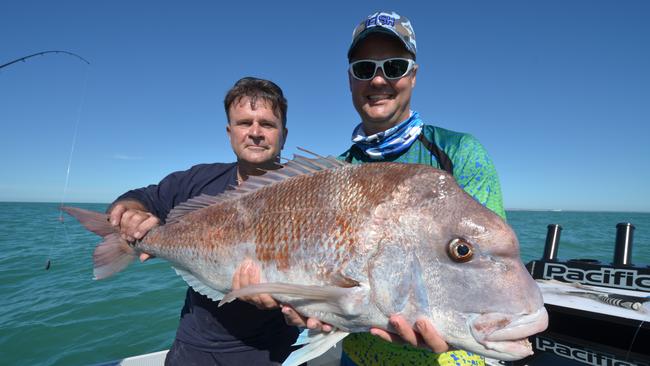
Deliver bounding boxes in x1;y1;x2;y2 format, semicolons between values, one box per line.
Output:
348;11;417;61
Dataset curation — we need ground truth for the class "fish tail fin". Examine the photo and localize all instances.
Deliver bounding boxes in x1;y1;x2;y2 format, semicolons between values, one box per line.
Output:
61;206;116;237
61;206;137;279
92;233;137;280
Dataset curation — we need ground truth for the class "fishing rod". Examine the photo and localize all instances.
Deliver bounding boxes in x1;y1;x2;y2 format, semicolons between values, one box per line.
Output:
0;50;90;70
2;50;91;270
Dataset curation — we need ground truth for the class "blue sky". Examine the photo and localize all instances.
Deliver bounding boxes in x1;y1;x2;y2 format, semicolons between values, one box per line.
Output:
1;1;648;212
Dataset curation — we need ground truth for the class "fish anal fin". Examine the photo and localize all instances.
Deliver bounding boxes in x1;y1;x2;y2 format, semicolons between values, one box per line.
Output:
174;267;225;301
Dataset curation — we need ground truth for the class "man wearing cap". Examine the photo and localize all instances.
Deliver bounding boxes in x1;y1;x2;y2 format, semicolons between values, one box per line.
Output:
342;11;505;366
283;11;506;366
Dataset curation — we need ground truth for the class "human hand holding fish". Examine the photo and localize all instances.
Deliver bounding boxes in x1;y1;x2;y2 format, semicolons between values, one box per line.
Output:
232;259;281;310
233;260;334;331
281;305;334;333
108;201;159;262
281;305;448;351
369;315;451;353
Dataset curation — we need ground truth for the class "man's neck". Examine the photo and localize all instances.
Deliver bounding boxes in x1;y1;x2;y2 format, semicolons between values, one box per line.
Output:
362;110;412;136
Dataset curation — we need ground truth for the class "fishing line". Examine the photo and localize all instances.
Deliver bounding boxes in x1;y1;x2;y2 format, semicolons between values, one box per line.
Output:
0;50;91;270
50;65;90;270
58;66;89;216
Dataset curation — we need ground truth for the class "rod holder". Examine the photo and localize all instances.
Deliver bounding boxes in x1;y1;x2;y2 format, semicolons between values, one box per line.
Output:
543;224;562;261
613;223;635;266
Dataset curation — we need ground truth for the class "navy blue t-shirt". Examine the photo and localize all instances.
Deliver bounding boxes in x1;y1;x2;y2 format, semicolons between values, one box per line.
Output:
115;162;299;360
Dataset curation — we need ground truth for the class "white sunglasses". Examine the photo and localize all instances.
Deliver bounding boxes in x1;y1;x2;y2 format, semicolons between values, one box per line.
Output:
349;58;416;80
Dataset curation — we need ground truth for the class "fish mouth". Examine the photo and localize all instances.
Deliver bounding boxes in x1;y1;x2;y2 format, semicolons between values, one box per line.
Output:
469;307;548;360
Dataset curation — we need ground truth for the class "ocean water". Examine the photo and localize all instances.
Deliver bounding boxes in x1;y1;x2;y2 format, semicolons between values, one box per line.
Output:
0;202;648;366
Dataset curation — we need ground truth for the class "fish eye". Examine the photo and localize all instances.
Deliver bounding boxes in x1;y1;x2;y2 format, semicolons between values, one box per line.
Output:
448;238;474;262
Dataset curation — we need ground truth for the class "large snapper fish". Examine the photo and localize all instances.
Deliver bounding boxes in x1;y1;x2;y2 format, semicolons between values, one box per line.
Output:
64;155;547;365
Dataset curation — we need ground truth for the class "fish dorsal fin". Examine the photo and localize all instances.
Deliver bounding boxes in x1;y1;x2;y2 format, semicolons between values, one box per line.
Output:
165;193;231;223
295;147;346;169
165;151;347;224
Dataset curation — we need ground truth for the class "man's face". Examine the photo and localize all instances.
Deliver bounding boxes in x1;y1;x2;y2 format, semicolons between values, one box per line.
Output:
349;33;417;135
226;97;287;167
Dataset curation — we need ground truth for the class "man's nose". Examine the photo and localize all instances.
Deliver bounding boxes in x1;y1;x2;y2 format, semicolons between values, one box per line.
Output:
369;67;389;86
248;123;263;138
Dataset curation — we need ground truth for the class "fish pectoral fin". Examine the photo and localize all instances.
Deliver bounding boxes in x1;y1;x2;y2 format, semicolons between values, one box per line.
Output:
283;329;349;366
220;282;368;316
370;246;429;315
174;267;225;301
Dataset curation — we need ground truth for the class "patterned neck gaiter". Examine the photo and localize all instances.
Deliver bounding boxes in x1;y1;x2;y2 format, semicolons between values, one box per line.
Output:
351;111;423;159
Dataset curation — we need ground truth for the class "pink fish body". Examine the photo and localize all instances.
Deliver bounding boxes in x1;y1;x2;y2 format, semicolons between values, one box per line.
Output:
64;155;547;365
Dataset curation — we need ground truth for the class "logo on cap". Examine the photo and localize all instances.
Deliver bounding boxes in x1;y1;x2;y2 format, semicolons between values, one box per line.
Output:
366;14;396;28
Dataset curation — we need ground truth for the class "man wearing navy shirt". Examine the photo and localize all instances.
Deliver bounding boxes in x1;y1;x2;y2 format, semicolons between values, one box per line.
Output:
107;77;298;365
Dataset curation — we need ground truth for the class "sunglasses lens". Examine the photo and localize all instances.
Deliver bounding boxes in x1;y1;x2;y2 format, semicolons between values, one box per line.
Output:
352;61;377;80
383;59;410;78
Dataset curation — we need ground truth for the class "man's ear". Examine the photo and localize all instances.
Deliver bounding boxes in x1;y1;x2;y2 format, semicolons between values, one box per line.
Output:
226;123;231;138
